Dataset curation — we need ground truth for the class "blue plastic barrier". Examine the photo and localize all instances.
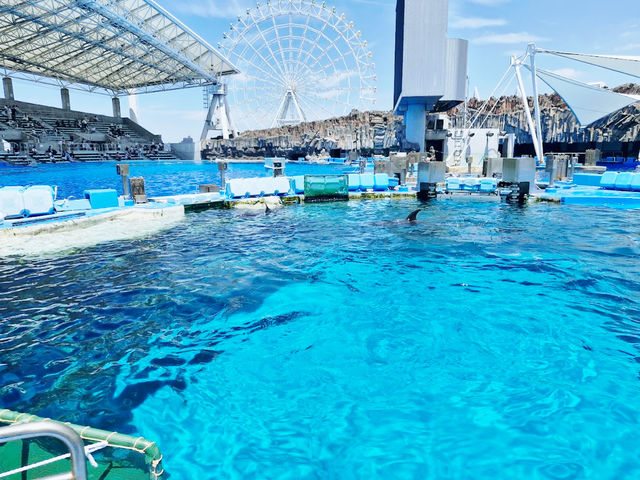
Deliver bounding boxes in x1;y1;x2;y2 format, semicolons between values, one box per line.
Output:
446;178;462;191
479;178;498;193
360;173;374;190
631;174;640;192
373;173;389;191
273;177;291;195
23;186;55;216
0;186;26;219
573;173;603;187
84;189;119;209
461;178;480;192
290;176;305;194
347;174;361;191
600;172;618;189
226;177;292;199
614;172;633;191
225;179;250;198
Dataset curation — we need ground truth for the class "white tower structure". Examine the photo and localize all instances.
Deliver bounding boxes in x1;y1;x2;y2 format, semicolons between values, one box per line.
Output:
201;83;235;141
394;0;468;152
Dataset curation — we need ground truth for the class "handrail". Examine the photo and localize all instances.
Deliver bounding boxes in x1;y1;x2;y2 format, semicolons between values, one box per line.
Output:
0;421;88;480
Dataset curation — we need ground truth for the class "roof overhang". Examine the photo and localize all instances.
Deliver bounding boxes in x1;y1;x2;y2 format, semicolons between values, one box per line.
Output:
0;0;239;95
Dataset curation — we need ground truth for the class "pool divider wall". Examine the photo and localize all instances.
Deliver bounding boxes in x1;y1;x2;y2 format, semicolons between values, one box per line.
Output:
0;409;164;480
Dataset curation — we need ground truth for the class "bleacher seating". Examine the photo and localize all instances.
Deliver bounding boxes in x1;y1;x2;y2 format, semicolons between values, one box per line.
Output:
0;98;177;164
0;152;33;165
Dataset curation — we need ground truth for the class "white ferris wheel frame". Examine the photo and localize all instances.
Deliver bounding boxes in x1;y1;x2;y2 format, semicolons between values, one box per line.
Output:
218;0;377;132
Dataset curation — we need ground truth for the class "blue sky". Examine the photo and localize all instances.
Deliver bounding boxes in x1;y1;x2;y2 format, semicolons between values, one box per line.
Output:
9;0;640;143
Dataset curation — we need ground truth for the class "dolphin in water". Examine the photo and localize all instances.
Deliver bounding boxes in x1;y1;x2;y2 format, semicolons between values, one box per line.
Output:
406;209;421;222
371;209;422;227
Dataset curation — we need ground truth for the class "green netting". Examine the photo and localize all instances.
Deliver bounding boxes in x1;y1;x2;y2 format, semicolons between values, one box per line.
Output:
0;409;163;480
304;175;348;201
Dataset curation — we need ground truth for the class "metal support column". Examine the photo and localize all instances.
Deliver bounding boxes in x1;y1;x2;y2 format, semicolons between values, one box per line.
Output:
112;97;121;118
61;88;71;110
513;59;542;162
201;84;235;143
528;44;544;161
3;77;14;101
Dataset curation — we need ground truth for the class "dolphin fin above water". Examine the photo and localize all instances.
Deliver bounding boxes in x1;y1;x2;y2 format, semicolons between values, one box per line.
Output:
265;204;272;214
406;209;421;222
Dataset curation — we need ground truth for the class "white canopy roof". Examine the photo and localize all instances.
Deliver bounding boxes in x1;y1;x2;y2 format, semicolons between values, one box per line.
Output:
0;0;238;94
540;50;640;79
525;66;640;126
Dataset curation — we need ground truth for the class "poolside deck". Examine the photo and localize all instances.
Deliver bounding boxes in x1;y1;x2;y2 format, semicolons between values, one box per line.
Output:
149;188;419;212
537;186;640;208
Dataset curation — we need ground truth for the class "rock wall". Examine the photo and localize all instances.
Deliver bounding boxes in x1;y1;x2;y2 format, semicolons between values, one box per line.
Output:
204;110;405;158
203;84;640;157
457;83;640;144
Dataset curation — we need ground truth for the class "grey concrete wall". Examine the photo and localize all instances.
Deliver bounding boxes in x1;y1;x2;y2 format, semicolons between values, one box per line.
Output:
170;141;195;160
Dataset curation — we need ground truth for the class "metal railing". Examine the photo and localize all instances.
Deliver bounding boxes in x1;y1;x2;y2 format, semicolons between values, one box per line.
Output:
0;421;88;480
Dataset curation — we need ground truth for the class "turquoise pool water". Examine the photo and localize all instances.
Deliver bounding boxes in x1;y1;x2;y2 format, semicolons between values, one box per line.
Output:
0;160;344;198
1;164;640;479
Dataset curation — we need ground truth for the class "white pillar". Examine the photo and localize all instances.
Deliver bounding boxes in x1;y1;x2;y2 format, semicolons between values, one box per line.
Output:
514;62;542;161
405;103;426;152
528;45;544;161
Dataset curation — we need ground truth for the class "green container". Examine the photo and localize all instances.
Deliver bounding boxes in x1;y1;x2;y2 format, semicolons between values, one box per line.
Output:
303;175;349;202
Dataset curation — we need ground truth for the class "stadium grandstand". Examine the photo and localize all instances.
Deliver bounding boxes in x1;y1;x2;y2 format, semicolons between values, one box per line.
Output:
0;0;238;164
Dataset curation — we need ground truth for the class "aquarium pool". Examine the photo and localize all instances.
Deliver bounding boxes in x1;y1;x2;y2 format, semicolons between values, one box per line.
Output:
1;171;640;478
0;160;346;199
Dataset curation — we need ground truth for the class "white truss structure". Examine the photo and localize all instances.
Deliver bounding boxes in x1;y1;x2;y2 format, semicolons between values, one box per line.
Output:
0;0;238;95
215;0;377;132
511;44;640;161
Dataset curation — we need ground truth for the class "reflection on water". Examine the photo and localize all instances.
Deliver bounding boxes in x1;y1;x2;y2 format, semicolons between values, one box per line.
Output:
1;198;640;479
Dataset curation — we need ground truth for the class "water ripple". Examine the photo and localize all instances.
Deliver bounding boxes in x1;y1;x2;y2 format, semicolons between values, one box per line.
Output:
1;199;640;478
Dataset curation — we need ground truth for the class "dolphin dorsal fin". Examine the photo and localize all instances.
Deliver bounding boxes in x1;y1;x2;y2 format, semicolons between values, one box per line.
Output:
406;209;421;222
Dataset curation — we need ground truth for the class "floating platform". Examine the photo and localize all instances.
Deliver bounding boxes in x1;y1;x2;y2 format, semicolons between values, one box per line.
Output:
537;172;640;209
10;169;636;256
0;185;185;255
0;204;184;256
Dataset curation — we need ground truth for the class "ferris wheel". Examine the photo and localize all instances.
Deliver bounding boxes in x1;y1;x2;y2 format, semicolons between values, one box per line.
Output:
217;0;377;132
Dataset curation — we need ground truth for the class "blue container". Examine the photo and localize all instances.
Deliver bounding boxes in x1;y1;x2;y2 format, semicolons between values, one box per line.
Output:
360;173;374;190
290;176;305;194
573;173;603;187
599;172;618;189
347;174;361;192
614;172;633;191
373;173;389;191
84;189;119;209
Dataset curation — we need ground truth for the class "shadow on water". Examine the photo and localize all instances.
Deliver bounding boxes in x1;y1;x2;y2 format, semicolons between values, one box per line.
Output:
0;211;314;431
